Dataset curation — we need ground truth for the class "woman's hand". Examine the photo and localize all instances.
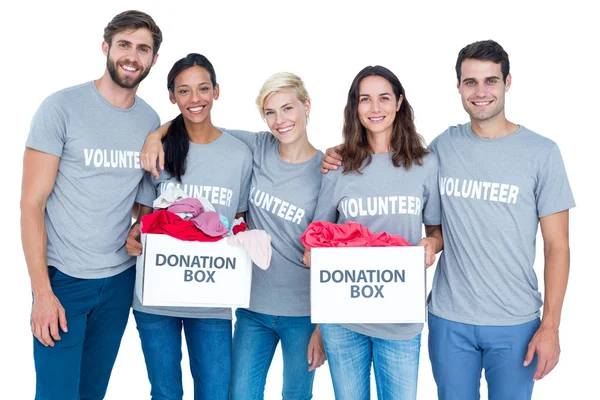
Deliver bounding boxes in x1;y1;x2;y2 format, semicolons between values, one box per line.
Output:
307;325;326;371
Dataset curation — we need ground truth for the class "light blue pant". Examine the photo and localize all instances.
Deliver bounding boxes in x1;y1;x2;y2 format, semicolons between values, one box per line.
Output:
320;324;420;400
34;266;135;400
230;308;316;400
133;311;232;400
428;312;540;400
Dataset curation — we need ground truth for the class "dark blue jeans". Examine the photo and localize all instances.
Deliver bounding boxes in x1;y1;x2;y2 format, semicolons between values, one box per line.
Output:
34;266;135;400
133;310;232;400
230;308;316;400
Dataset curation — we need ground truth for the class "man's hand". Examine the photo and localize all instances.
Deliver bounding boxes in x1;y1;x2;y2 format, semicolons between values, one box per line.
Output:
307;326;326;371
126;223;143;256
523;325;560;380
140;131;165;179
321;145;343;174
31;290;67;347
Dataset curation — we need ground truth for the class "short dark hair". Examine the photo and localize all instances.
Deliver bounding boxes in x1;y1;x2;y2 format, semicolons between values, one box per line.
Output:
455;40;509;82
104;10;162;55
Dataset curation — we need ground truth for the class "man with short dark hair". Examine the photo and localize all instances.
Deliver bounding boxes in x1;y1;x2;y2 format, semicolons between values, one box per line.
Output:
426;39;574;400
20;10;162;399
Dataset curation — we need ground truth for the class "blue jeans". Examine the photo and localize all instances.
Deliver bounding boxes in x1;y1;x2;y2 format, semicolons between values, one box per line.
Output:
34;266;135;400
428;312;540;400
320;324;420;400
133;310;232;400
231;308;316;400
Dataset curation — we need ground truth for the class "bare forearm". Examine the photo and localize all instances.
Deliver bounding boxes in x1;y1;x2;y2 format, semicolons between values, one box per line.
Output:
134;205;153;224
21;203;51;296
425;225;444;253
541;243;570;330
155;121;172;139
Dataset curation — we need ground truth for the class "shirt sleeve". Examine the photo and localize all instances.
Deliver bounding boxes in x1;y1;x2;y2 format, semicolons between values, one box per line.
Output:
223;129;269;153
135;172;157;208
422;153;442;226
536;143;576;218
312;173;339;223
26;95;67;157
426;133;441;155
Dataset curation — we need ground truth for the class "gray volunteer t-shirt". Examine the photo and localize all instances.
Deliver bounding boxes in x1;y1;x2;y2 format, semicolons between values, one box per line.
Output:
26;81;160;279
226;130;323;317
428;123;575;325
313;152;441;340
133;130;252;319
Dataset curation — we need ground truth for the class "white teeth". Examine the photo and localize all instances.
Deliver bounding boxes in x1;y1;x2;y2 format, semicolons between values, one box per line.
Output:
122;65;137;72
369;117;384;122
474;101;492;106
278;126;293;133
189;106;204;112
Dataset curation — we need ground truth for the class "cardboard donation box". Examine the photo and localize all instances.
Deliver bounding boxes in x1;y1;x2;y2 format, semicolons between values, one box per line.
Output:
136;233;252;307
310;246;425;323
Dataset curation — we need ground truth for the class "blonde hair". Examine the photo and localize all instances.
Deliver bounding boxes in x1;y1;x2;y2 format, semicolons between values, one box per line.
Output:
256;72;311;119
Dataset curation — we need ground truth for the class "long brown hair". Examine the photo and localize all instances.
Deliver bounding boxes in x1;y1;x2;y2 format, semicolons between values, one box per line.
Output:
341;65;427;174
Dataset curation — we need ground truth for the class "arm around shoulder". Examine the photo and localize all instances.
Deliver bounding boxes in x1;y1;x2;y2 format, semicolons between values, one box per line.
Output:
140;120;172;178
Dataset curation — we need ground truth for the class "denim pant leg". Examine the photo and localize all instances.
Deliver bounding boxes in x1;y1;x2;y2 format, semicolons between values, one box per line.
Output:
34;267;94;400
320;324;371;400
428;313;482;400
277;315;316;400
184;317;232;400
79;267;135;399
480;319;540;400
134;311;184;400
371;333;420;400
231;309;279;400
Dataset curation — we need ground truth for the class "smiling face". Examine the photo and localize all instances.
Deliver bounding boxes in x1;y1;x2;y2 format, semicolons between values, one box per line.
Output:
263;88;310;145
458;59;511;123
357;75;402;139
103;28;157;89
169;65;219;124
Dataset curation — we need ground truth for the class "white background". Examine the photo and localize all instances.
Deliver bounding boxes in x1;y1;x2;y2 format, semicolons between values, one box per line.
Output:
1;0;597;398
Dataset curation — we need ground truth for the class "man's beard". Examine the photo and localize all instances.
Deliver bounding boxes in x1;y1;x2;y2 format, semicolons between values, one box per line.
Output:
107;57;151;89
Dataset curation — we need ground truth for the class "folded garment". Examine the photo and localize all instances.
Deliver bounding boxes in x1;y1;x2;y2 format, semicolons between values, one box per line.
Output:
140;210;223;242
165;198;228;236
227;230;272;270
301;221;411;248
153;186;189;209
190;211;229;237
167;197;204;217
